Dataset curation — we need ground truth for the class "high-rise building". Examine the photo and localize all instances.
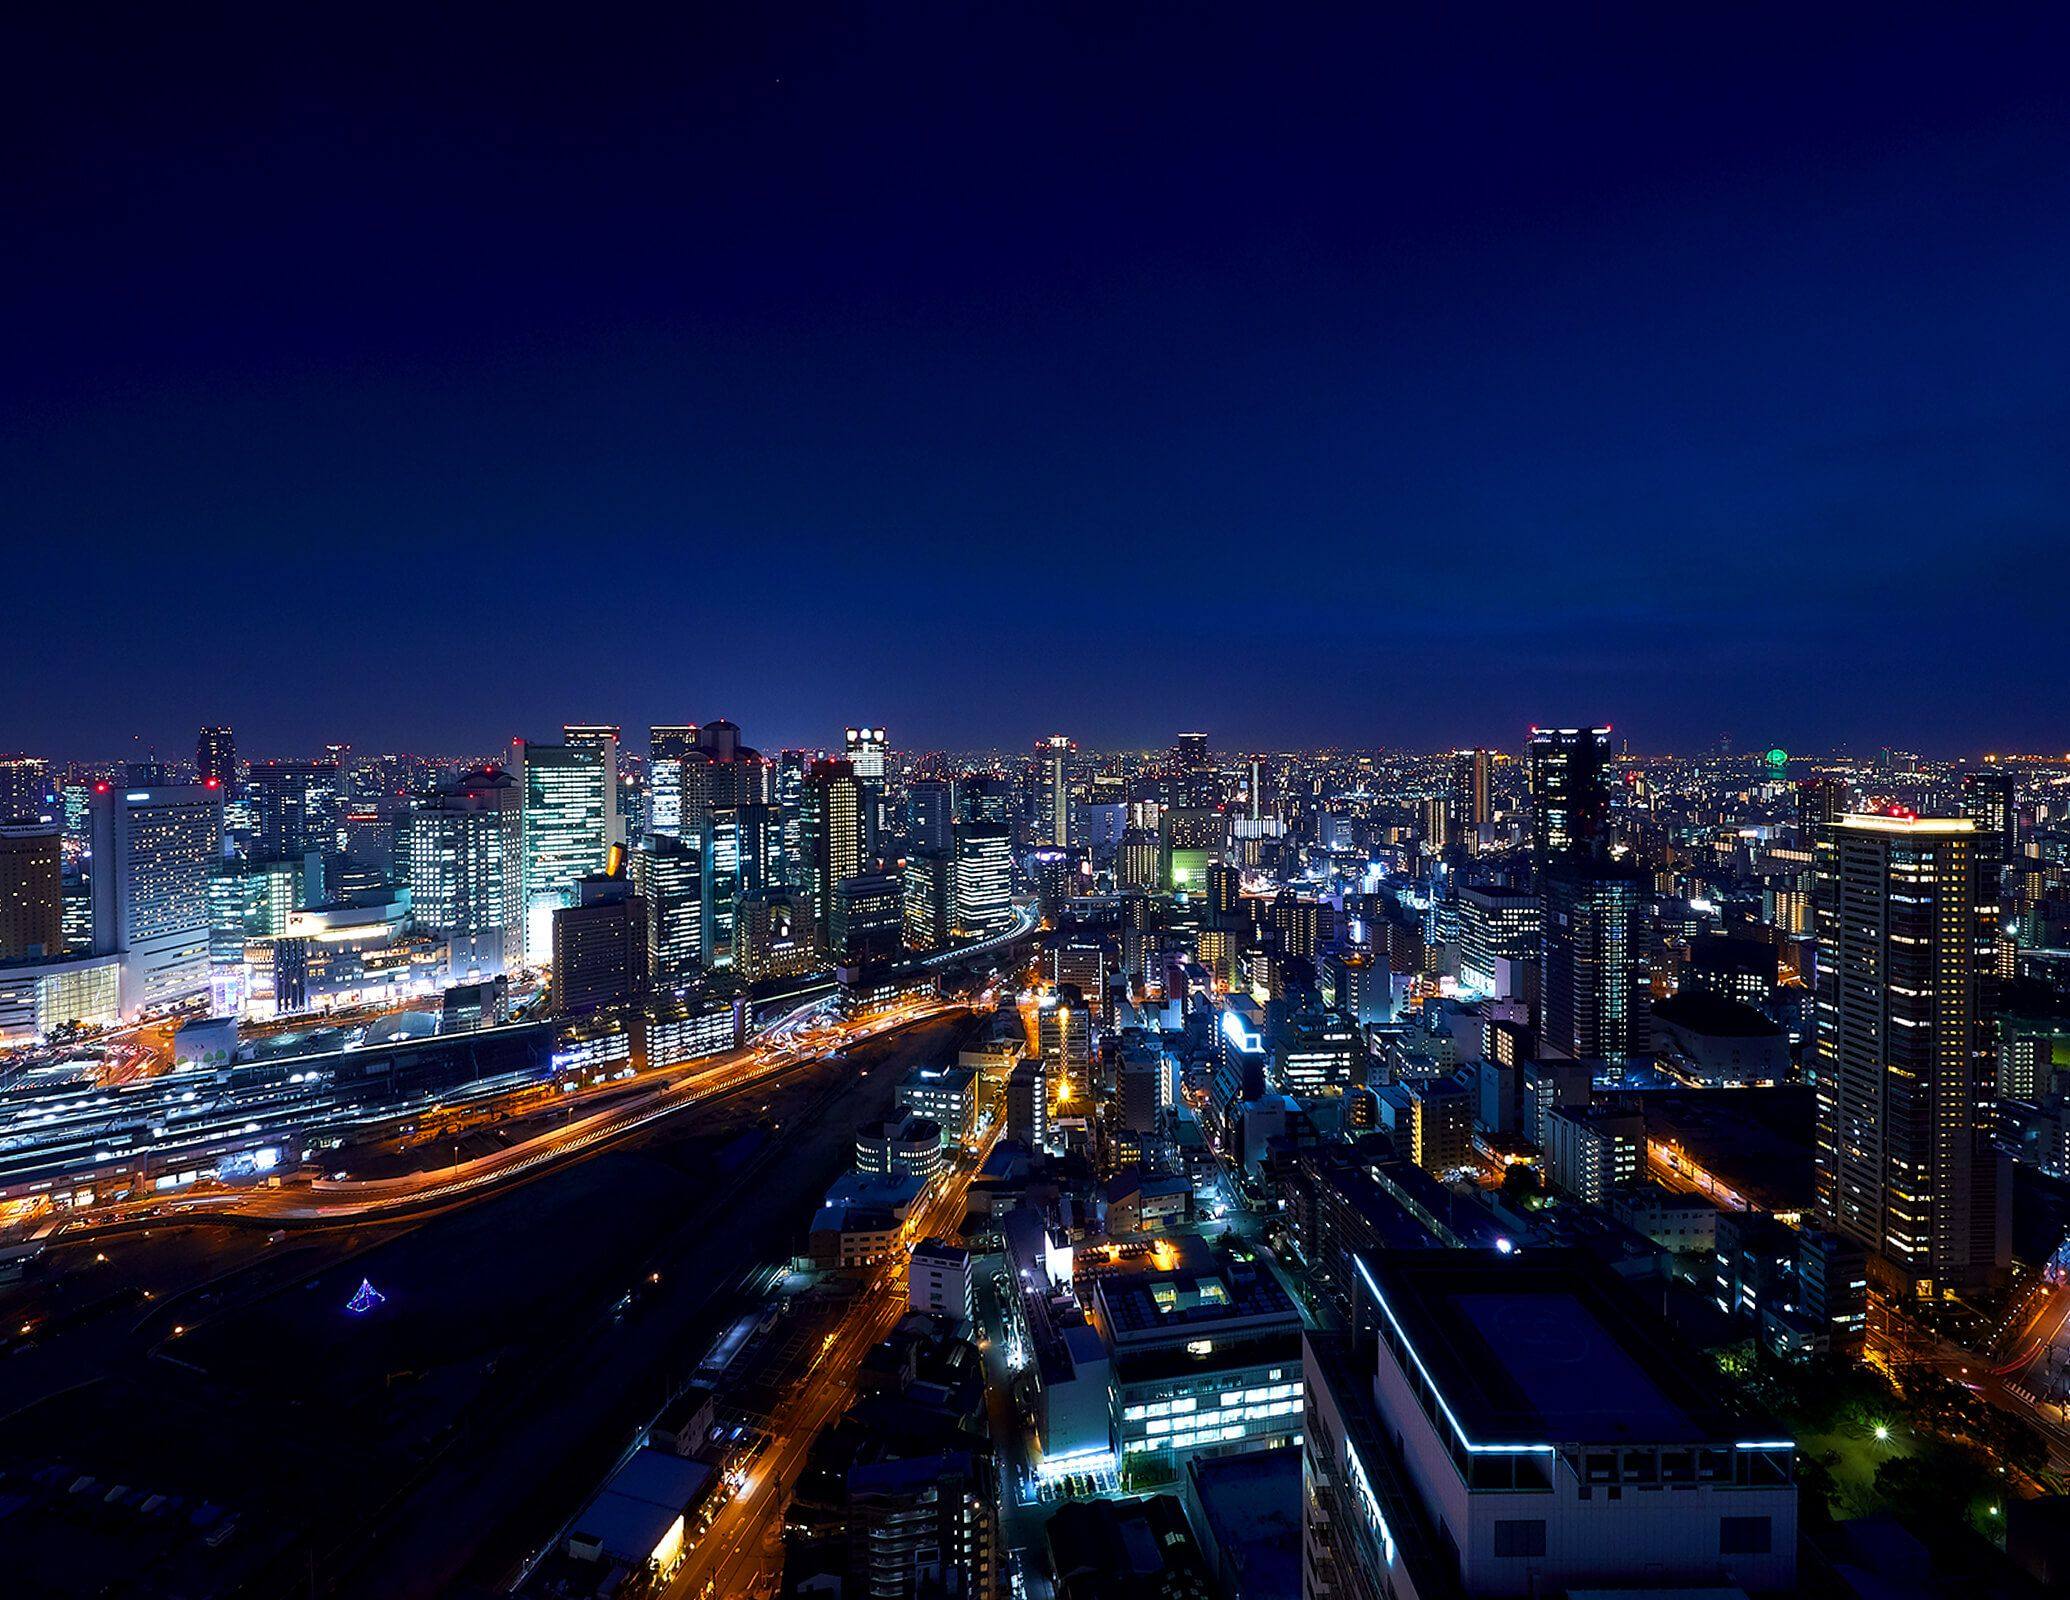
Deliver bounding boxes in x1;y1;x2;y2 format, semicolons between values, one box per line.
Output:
550;874;647;1015
736;887;816;981
902;848;953;951
802;759;867;943
844;725;888;783
1528;725;1612;870
394;768;524;977
243;759;341;863
832;869;904;965
1960;768;2017;864
951;822;1013;936
562;724;625;847
195;726;237;794
1007;1057;1048;1149
0;755;52;823
1798;775;1848;841
1451;746;1493;831
630;832;702;989
1457;886;1540;999
512;738;613;963
699;806;743;968
1118;826;1160;892
1036;734;1072;847
904;778;954;854
0;819;64;961
1174;731;1210;770
90;781;222;1017
1541;862;1648;1063
1815;811;2007;1294
647;723;698;836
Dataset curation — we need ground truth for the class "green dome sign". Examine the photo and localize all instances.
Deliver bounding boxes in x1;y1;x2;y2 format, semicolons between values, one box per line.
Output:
1765;747;1789;771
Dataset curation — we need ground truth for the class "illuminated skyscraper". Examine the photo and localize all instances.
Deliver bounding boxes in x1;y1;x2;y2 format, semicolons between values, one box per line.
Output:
1036;734;1072;847
802;759;867;942
1451;747;1492;830
1174;731;1210;771
1815;811;2006;1293
630;831;701;988
1528;725;1611;870
648;724;698;837
952;822;1014;936
195;726;237;794
512;738;612;963
90;781;223;1017
0;755;52;823
561;725;624;848
844;726;888;783
245;760;342;863
1959;768;2017;864
395;768;523;977
1541;861;1647;1063
0;819;64;961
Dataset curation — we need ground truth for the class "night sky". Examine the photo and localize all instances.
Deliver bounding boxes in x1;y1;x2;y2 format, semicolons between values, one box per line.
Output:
7;8;2068;759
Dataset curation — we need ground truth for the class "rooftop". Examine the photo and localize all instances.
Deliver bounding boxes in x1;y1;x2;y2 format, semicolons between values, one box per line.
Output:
1362;1249;1769;1447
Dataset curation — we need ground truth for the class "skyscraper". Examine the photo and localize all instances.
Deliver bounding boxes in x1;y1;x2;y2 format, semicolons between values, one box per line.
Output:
244;760;342;863
1797;775;1848;841
802;759;867;944
562;724;625;848
1173;731;1209;770
512;738;613;963
195;726;237;793
952;822;1014;937
394;768;523;977
0;819;64;961
1960;768;2017;864
1036;734;1072;847
0;755;52;822
1528;725;1611;870
648;723;698;836
1451;746;1492;830
844;725;888;783
630;832;702;989
90;781;223;1017
1541;861;1648;1063
904;778;954;854
1815;811;2007;1294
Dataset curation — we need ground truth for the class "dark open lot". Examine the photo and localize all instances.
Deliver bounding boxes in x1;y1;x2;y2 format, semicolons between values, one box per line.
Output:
0;1013;976;1599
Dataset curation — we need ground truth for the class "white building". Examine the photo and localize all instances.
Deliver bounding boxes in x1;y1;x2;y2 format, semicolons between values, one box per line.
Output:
908;1237;973;1321
91;782;222;1018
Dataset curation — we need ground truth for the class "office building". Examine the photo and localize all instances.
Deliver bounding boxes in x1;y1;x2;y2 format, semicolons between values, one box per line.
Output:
1303;1250;1798;1599
908;1238;974;1321
854;1108;944;1183
244;759;341;863
630;832;702;988
1452;747;1492;831
195;726;237;793
1456;887;1538;999
1007;1058;1049;1149
735;887;816;981
952;822;1014;936
551;874;647;1015
901;848;953;951
844;725;888;783
1541;862;1647;1064
1327;948;1390;1028
803;758;868;938
647;724;697;836
1037;734;1073;847
395;769;523;978
1815;811;2007;1293
1040;988;1093;1099
1528;725;1611;870
905;778;954;854
0;819;64;961
1544;1101;1644;1205
1279;1007;1357;1095
1119;826;1161;892
0;755;51;823
897;1063;976;1140
562;724;625;848
1174;732;1210;771
832;869;905;965
1961;768;2017;864
513;738;613;963
90;781;222;1017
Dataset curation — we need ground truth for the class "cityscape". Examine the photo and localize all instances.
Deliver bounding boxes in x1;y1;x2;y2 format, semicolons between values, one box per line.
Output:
8;10;2070;1600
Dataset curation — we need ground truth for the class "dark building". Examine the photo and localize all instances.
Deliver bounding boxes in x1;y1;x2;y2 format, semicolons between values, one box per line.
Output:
195;725;237;793
1961;767;2018;864
550;874;648;1015
1047;1494;1213;1600
1528;724;1611;870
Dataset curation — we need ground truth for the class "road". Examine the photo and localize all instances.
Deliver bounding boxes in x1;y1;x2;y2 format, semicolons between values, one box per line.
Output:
664;1118;1004;1600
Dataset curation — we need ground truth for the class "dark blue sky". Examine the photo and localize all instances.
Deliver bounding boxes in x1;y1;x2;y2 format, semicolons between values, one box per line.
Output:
6;7;2067;759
